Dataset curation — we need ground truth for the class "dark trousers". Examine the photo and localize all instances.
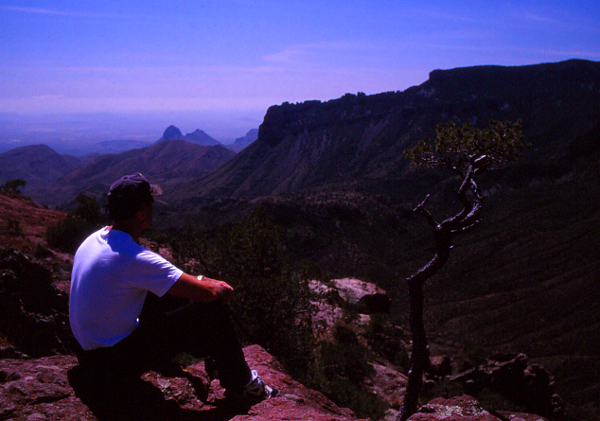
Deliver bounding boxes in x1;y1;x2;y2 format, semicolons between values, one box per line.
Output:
75;294;251;394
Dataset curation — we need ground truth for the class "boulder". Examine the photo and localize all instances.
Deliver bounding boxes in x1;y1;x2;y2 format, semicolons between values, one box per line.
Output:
448;353;565;420
310;277;391;314
0;247;74;357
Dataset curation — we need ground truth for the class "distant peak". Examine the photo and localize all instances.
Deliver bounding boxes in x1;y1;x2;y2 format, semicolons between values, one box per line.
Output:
162;125;184;140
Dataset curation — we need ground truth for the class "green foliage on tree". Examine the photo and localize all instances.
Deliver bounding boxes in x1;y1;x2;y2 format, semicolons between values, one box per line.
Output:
405;120;528;171
364;314;410;372
45;194;103;253
70;193;103;226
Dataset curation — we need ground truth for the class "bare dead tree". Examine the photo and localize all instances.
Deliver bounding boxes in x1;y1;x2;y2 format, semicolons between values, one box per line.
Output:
398;120;528;421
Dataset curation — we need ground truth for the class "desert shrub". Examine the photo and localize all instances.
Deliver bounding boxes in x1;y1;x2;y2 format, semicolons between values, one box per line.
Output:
171;206;320;385
1;179;27;194
45;194;103;253
319;340;373;384
5;219;22;236
171;206;389;419
70;193;103;226
422;378;465;401
317;322;387;420
364;314;410;371
322;376;388;420
46;215;95;253
477;388;525;412
465;343;488;367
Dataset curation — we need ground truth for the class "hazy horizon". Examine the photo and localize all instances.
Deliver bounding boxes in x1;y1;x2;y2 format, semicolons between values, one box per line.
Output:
0;109;262;155
1;0;599;155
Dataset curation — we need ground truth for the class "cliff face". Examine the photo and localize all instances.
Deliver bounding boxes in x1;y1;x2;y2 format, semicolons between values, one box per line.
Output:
185;59;600;200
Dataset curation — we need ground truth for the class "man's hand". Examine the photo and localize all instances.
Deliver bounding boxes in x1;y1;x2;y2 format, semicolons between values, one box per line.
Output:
167;273;234;303
207;279;234;304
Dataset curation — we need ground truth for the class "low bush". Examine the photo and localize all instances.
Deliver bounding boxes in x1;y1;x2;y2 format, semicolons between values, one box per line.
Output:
45;194;103;253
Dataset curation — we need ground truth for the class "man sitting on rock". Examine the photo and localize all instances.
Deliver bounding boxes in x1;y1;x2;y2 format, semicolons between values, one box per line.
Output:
69;173;277;407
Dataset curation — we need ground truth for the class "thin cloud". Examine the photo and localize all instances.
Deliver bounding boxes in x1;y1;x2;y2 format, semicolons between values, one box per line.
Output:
521;12;558;24
0;5;129;19
515;6;600;33
408;7;479;23
262;41;372;66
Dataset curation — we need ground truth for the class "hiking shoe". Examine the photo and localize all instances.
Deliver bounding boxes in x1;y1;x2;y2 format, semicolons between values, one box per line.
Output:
225;370;279;406
241;370;279;401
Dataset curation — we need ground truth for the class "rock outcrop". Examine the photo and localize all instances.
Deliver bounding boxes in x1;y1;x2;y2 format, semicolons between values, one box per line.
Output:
447;353;565;421
0;345;369;421
1;348;555;421
329;277;392;314
407;395;548;421
0;247;74;357
309;277;392;317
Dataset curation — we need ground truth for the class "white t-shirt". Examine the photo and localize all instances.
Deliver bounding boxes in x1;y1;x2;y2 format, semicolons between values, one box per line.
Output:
69;227;183;350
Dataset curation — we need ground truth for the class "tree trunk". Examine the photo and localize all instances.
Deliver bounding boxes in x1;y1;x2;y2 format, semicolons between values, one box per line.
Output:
398;163;481;421
398;237;450;420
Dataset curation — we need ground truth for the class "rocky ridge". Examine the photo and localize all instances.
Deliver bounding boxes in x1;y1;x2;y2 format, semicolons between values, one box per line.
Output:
0;345;370;421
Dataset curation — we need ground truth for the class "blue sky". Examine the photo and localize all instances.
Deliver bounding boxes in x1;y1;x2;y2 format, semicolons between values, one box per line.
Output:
1;0;599;152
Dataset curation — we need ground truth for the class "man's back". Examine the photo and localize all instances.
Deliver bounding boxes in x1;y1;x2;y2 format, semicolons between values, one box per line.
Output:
69;227;181;350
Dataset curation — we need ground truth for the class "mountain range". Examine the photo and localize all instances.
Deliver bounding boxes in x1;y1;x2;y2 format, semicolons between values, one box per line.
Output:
229;128;259;153
0;58;598;419
157;125;221;146
0;139;236;206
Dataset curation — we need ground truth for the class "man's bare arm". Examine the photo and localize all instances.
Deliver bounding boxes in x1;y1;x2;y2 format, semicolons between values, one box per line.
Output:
167;273;234;303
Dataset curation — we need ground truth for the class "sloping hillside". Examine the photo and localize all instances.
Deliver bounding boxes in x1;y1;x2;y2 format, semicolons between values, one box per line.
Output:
0;145;83;195
29;140;236;206
0;191;66;255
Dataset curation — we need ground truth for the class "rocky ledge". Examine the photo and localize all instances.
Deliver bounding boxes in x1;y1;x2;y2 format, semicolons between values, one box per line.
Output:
1;344;368;421
1;345;549;421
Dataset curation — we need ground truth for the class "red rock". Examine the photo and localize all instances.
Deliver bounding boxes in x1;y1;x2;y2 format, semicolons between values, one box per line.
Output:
0;345;368;421
406;395;550;421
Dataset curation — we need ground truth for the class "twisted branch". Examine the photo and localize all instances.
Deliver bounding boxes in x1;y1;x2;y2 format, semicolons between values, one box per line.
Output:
398;158;485;421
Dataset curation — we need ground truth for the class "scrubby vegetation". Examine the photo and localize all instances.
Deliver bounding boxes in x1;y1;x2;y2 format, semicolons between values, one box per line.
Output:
1;178;27;195
318;321;388;420
170;206;391;420
45;194;103;253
